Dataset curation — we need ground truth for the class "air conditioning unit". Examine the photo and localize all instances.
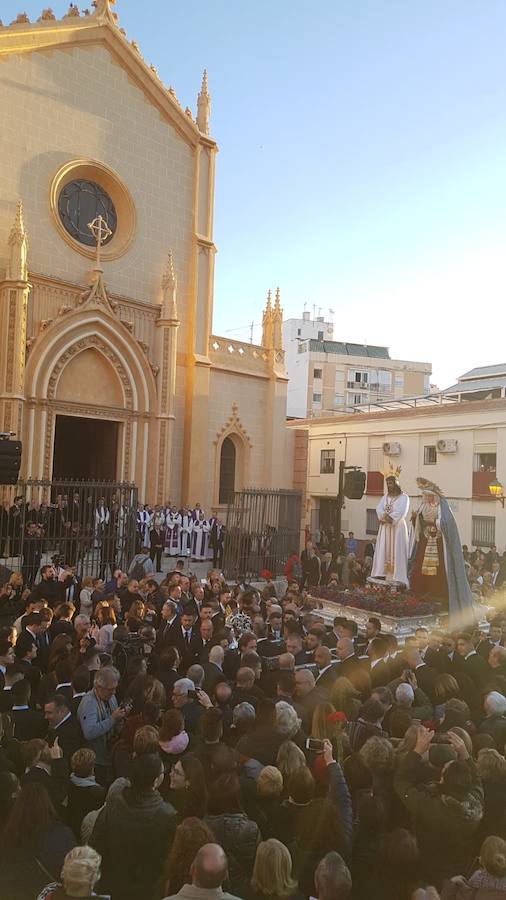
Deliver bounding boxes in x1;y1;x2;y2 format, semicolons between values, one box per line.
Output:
382;441;401;456
437;439;458;453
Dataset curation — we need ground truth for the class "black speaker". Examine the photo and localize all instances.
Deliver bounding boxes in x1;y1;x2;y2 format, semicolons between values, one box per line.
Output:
0;440;22;485
344;469;365;500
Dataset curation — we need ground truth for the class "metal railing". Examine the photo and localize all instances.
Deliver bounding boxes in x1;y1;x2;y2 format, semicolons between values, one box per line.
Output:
0;479;138;583
223;488;301;580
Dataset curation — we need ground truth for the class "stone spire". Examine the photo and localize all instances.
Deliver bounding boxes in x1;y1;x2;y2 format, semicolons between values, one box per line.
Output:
196;69;211;135
262;289;273;349
7;200;28;282
272;286;283;350
161;250;178;320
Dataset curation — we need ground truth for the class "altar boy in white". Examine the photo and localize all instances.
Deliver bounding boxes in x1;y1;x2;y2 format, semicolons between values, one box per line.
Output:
371;468;410;587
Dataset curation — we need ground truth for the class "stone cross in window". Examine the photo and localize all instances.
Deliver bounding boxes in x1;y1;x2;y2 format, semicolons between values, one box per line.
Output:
88;214;112;269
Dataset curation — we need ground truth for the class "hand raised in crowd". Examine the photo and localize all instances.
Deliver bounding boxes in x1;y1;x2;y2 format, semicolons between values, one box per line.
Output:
49;736;62;760
196;688;213;709
414;725;434;756
405;670;418;689
446;730;470;760
323;737;334;765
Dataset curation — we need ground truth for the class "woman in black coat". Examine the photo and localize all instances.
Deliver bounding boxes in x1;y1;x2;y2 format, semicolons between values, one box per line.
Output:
205;772;261;897
0;782;75;899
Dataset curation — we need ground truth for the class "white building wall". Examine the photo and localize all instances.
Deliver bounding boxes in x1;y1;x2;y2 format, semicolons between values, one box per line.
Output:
297;400;506;551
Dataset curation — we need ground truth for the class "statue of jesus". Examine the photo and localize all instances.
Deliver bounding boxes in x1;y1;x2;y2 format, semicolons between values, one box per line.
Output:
371;469;410;587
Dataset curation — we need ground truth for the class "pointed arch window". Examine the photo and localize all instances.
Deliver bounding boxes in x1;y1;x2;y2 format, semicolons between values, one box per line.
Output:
219;436;236;504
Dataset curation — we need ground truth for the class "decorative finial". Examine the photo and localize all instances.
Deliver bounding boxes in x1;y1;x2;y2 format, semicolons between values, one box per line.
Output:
274;287;281;310
11;12;30;24
7;200;28;282
91;0;116;22
266;289;272;310
131;40;140;53
197;68;211;135
150;64;158;76
64;3;80;17
161;251;178;320
38;8;56;20
185;106;193;120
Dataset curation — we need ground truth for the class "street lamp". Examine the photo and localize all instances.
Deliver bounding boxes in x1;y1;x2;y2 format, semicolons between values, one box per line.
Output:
489;478;505;508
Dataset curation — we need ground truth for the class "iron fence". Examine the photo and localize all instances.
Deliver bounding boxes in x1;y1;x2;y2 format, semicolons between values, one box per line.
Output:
223;488;301;580
0;479;138;583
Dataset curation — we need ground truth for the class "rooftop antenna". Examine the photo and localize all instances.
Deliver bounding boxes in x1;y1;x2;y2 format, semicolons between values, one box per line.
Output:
312;303;316;320
250;320;254;343
318;307;322;317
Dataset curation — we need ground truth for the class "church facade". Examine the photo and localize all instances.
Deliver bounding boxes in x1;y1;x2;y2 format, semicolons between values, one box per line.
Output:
0;0;291;510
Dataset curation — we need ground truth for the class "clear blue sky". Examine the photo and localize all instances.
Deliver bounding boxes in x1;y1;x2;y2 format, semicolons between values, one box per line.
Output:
5;0;506;387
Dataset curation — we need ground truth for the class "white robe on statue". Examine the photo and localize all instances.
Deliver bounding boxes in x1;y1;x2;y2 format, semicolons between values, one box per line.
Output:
371;492;410;585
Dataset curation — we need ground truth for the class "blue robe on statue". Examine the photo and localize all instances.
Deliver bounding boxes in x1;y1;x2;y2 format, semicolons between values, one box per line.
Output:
409;496;477;626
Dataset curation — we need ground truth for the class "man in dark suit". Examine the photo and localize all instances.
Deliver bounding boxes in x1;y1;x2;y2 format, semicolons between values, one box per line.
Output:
300;541;320;589
456;633;492;689
313;646;339;695
402;647;438;702
367;636;391;688
10;679;47;740
284;632;312;667
14;633;41;694
155;600;180;652
319;552;337;586
149;524;166;574
0;662;24;713
202;645;227;696
170;612;203;673
336;638;361;679
44;693;83;761
210;519;226;569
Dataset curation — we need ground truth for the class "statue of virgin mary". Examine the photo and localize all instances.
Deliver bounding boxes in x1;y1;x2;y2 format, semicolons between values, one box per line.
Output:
409;477;476;625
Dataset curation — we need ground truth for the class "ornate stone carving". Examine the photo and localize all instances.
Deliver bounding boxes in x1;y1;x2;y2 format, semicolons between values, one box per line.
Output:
5;292;16;394
11;13;30;24
43;409;54;479
120;319;134;332
46;335;134;409
78;269;118;314
123;419;132;480
39;319;53;333
157;419;167;502
57;304;72;317
150;363;160;377
214;403;252;448
38;8;56;21
7;201;28;282
64;3;80;17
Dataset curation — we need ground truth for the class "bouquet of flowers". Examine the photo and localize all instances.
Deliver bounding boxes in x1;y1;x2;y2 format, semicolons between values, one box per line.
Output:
314;585;442;618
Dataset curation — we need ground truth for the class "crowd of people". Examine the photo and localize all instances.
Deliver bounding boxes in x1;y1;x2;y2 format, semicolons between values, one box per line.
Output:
0;550;505;900
0;495;227;582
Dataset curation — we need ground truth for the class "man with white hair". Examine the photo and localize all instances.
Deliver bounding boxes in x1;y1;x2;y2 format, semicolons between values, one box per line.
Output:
172;677;204;735
78;666;126;783
479;690;506;750
202;644;227;696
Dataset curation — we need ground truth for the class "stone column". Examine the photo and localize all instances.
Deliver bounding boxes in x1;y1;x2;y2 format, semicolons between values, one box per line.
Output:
0;201;29;461
155;252;179;504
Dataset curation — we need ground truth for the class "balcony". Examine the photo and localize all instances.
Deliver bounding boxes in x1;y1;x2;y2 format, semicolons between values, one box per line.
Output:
366;471;384;496
472;470;496;500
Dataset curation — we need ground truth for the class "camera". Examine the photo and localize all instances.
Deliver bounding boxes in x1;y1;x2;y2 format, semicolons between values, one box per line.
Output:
306;737;325;752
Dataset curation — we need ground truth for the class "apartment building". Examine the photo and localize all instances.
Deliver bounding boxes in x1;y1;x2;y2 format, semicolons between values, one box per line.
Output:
288;396;506;551
283;311;432;418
